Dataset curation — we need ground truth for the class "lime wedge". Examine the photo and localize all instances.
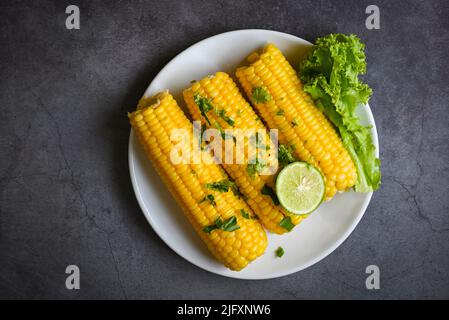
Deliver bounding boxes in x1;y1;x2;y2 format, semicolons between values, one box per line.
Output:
275;162;325;215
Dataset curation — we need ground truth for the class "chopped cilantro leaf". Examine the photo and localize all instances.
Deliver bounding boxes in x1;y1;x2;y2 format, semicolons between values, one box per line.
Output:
206;179;235;193
240;209;250;219
201;123;207;137
261;184;280;205
240;209;257;220
221;216;240;232
250;132;270;150
252;87;272;103
194;94;213;125
279;216;295;232
278;144;296;166
213;121;230;140
215;109;235;126
206;179;242;197
276;109;285;116
291;119;299;127
246;157;266;177
199;194;216;207
275;247;285;257
203;216;240;233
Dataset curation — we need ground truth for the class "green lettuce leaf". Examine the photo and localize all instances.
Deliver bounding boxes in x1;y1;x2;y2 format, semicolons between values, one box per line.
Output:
300;33;381;192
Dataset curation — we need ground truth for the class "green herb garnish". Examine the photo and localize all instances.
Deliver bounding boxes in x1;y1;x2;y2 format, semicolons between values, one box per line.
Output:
261;184;280;205
200;123;207;137
206;179;235;193
252;87;272;103
278;144;296;167
240;209;258;220
291;119;299;127
206;179;242;197
194;94;213;125
246;157;266;178
196;123;207;150
275;247;285;257
240;209;250;219
215;109;235;126
203;216;240;233
250;132;270;150
276;109;285;116
213;121;232;140
279;216;295;232
199;194;216;207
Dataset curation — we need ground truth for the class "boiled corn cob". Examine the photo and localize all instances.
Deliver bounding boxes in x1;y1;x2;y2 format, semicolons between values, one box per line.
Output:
129;91;267;271
183;72;305;234
236;44;357;199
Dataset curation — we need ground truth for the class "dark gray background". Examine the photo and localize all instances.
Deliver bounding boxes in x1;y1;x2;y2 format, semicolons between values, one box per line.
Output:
1;0;448;299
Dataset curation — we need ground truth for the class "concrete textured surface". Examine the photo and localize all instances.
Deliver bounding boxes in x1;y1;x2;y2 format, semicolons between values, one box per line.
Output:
1;0;448;299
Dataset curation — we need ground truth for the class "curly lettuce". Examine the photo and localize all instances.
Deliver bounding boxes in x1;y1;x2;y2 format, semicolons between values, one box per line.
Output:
300;34;381;192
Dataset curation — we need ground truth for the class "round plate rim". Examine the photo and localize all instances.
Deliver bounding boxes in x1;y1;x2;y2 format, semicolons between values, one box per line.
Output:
128;29;378;280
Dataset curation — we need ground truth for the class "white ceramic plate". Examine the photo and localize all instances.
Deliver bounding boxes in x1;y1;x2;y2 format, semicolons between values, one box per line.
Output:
128;29;379;279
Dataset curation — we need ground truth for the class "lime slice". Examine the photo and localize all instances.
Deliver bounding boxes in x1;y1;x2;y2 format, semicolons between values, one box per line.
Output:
275;162;325;215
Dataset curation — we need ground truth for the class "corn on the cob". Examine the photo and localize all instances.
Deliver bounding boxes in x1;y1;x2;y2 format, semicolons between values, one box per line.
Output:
183;72;305;234
129;91;267;271
236;44;357;199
